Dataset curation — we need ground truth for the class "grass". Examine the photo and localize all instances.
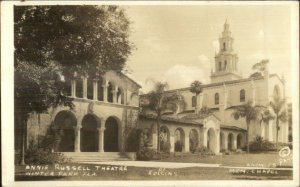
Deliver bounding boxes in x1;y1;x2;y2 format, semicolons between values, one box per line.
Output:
157;151;293;168
15;152;293;181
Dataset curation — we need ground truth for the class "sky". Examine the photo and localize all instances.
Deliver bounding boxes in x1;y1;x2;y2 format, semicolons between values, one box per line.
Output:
123;5;295;95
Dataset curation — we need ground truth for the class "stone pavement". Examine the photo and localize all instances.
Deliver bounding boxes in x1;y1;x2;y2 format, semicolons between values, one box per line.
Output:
82;161;221;168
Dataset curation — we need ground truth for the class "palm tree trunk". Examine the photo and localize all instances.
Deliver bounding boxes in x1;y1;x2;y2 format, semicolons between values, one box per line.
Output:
247;123;250;153
156;116;161;152
276;116;279;145
19;115;27;165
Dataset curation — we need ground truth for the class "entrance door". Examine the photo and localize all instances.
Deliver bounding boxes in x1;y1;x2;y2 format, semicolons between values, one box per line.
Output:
58;129;75;152
104;117;119;152
81;114;98;152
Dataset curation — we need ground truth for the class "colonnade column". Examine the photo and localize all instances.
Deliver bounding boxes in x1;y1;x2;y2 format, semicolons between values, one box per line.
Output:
184;132;190;152
202;127;208;147
98;125;105;152
93;80;98;101
232;134;237;150
74;126;81;152
83;77;87;99
103;80;108;102
170;132;175;153
71;79;76;97
215;129;220;154
224;132;228;150
113;86;118;103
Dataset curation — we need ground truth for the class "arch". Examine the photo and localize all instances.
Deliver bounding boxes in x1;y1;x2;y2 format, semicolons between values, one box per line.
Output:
237;133;244;149
192;96;197;107
189;129;199;152
273;85;281;98
240;89;245;102
53;110;77;152
107;82;114;103
160;126;170;153
220;131;226;151
104;116;120;152
174;128;185;152
215;93;219;105
228;133;234;150
81;114;100;152
207;128;217;153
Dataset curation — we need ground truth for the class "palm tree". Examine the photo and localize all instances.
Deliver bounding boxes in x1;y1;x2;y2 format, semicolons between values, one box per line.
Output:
141;81;185;152
269;95;288;144
190;80;203;113
232;101;262;153
259;108;275;138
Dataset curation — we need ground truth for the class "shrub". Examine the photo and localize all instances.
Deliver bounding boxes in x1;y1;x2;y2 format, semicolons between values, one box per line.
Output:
196;146;215;156
25;140;68;164
137;147;156;161
125;129;142;152
249;136;276;152
175;141;183;152
160;141;171;153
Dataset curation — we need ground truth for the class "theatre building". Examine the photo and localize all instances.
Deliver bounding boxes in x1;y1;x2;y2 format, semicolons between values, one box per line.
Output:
23;70;141;162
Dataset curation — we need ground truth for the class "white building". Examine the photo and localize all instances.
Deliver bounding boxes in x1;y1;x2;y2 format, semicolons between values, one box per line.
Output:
140;21;288;154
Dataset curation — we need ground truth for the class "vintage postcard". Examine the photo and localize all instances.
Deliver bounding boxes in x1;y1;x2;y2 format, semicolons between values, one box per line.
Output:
1;1;299;187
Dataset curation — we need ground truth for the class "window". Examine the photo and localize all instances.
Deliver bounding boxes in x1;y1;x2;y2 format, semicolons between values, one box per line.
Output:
215;93;219;105
240;89;245;102
63;77;71;96
219;61;222;71
192;96;197;107
97;78;104;101
224;60;227;70
273;85;281;98
223;42;226;51
107;82;113;103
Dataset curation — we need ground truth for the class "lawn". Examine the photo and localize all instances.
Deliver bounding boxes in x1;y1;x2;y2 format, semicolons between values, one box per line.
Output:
157;151;293;168
15;152;293;181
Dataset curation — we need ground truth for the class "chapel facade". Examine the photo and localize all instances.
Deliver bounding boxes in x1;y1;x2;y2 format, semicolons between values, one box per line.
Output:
139;21;288;154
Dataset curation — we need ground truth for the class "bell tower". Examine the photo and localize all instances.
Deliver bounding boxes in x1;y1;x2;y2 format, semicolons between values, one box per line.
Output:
210;20;242;83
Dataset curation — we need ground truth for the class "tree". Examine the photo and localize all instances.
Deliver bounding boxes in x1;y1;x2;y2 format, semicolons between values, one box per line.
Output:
14;5;133;164
141;81;185;152
190;80;203;113
269;95;288;144
259;108;275;137
232;101;262;153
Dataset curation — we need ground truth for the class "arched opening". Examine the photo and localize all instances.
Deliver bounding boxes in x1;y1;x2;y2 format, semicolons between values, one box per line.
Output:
160;126;170;153
228;133;234;150
76;78;83;98
54;111;77;152
237;133;243;149
220;131;226;151
87;78;94;100
97;77;104;101
107;82;113;103
207;128;217;153
81;114;99;152
215;93;219;105
192;96;197;107
117;87;124;104
240;89;245;102
104;117;119;152
62;76;71;96
174;128;185;152
189;129;199;153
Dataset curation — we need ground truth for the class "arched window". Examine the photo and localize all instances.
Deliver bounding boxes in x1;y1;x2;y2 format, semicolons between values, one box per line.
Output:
215;93;219;105
240;89;245;102
107;82;113;103
76;78;83;98
192;96;197;107
87;78;93;100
